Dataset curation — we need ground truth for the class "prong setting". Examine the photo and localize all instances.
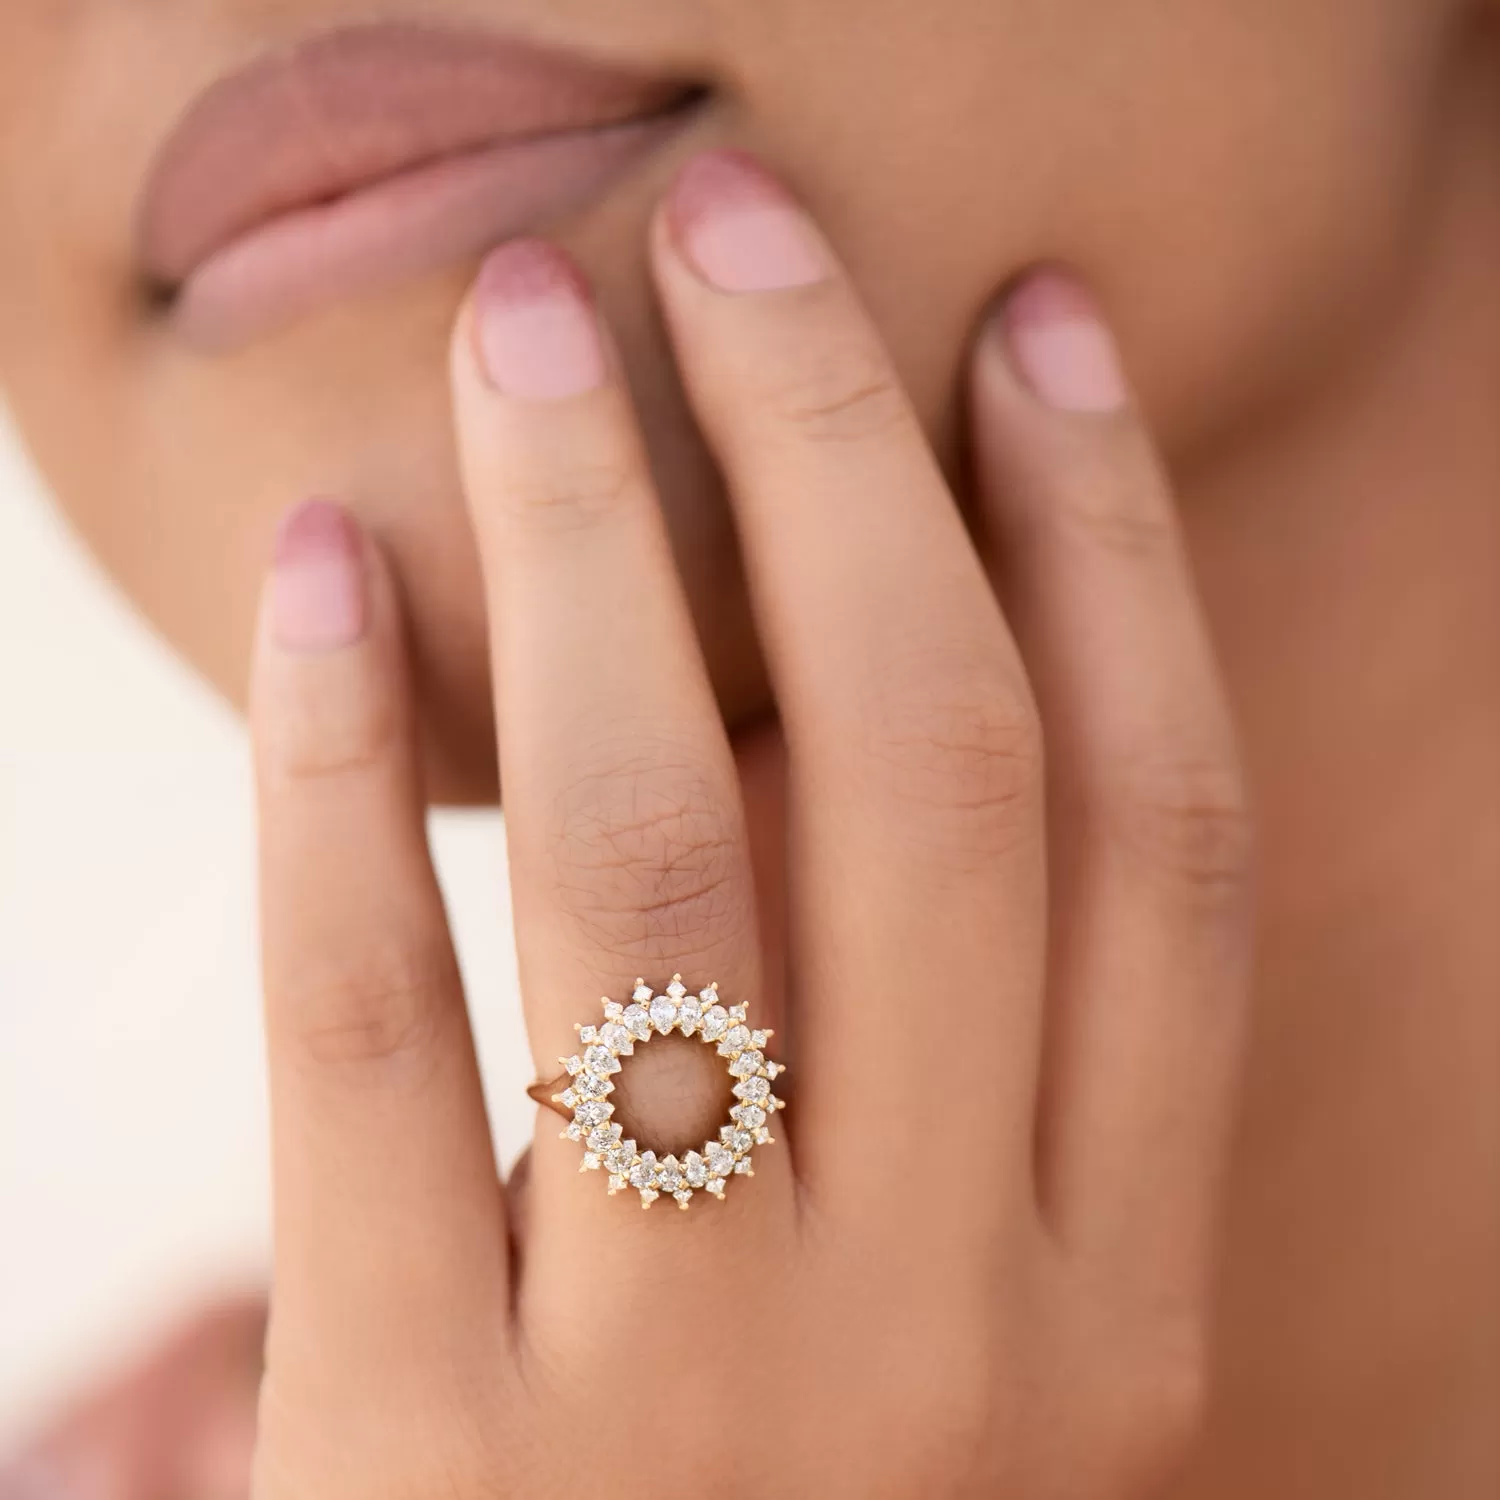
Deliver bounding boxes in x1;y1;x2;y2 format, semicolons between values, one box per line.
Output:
558;975;785;1209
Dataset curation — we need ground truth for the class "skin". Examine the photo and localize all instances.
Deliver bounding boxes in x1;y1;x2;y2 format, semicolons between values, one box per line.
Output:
251;175;1251;1499
0;1;1496;1496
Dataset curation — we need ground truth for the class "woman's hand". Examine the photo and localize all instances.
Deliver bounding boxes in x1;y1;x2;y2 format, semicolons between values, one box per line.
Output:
247;151;1251;1499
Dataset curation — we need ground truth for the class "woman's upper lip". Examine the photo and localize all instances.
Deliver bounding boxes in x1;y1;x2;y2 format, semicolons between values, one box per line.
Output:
136;23;699;338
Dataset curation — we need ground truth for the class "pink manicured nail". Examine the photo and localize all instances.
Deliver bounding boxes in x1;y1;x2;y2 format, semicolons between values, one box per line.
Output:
667;150;829;293
472;239;606;398
1000;272;1128;414
271;498;366;651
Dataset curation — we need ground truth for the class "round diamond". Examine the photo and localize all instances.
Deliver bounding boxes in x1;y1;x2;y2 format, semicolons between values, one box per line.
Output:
649;996;678;1034
728;1129;753;1153
599;1022;632;1053
728;1049;764;1078
622;1004;652;1041
700;1005;729;1041
719;1025;751;1055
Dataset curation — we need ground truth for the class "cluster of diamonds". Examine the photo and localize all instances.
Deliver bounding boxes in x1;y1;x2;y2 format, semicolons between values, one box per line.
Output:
553;975;786;1210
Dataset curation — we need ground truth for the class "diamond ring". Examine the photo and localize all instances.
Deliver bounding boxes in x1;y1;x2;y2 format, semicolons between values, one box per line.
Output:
527;976;786;1210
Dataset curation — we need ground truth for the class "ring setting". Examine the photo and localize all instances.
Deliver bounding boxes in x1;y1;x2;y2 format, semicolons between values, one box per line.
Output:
542;976;786;1210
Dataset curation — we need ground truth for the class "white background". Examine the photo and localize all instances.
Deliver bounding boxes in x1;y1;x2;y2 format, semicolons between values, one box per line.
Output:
0;410;530;1444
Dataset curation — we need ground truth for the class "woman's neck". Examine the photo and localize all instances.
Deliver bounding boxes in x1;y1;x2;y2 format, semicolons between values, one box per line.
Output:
1190;33;1498;962
1170;33;1499;1498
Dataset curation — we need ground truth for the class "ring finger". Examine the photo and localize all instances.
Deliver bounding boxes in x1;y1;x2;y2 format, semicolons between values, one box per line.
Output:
450;241;793;1326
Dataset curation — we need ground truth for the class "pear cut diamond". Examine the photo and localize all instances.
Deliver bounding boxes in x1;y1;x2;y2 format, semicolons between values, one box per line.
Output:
718;1025;751;1056
599;1022;633;1054
583;1044;620;1075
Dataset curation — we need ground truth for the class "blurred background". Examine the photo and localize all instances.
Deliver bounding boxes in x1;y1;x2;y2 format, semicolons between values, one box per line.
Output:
0;406;531;1451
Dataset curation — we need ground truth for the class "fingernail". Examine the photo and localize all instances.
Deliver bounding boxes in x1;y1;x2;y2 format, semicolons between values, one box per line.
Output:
472;239;606;399
667;150;830;293
999;272;1128;414
271;499;366;651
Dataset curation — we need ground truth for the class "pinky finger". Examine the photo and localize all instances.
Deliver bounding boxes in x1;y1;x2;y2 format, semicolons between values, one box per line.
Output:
971;274;1254;1317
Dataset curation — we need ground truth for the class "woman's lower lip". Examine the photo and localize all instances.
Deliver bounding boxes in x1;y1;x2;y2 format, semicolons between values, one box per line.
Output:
168;110;690;351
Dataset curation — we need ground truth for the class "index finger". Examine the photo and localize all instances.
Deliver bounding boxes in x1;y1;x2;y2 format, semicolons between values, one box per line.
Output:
250;500;509;1367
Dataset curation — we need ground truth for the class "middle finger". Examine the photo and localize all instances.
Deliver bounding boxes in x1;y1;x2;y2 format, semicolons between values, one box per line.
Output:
652;153;1048;1216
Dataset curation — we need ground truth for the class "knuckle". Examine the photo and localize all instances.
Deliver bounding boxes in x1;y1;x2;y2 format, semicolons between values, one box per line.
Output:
266;676;400;786
277;942;454;1073
1105;751;1254;896
862;650;1041;866
874;1350;995;1496
500;455;639;533
1046;451;1174;562
1110;1326;1212;1487
550;749;747;963
757;339;911;448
